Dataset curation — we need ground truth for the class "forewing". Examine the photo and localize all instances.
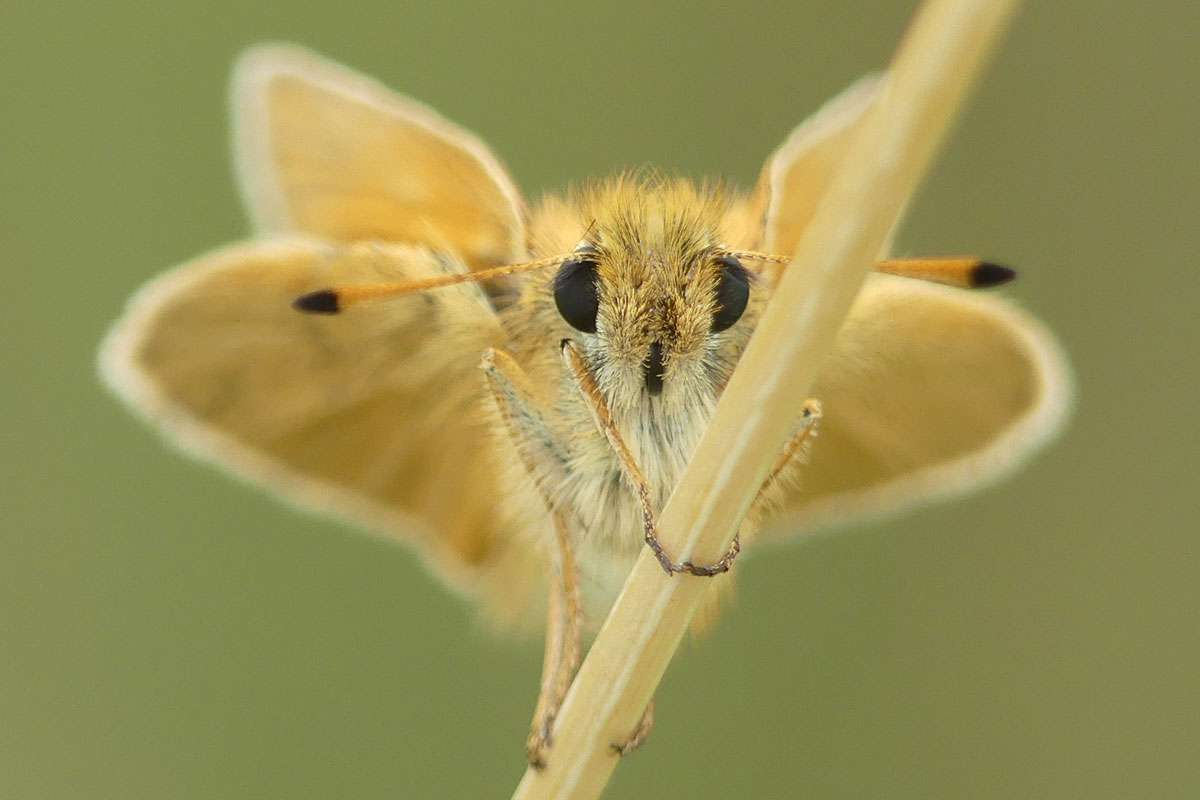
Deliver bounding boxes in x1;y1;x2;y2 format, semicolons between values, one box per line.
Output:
99;238;523;590
750;75;883;255
232;44;526;268
762;275;1072;541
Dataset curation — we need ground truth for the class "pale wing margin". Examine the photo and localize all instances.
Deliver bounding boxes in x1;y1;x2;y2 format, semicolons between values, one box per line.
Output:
231;43;526;268
98;238;539;601
761;275;1074;543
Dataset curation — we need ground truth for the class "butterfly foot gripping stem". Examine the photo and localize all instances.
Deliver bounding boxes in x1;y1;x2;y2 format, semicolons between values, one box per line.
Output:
642;398;821;577
643;528;742;578
526;720;554;771
609;699;655;757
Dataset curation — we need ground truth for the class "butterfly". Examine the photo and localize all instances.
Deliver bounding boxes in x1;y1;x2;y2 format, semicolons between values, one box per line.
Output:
98;43;1071;766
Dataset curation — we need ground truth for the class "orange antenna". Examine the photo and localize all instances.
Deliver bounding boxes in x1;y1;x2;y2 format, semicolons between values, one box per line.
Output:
293;253;575;314
724;250;1015;289
875;257;1015;288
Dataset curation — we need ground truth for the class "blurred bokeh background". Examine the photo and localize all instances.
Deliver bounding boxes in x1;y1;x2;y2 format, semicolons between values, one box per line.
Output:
4;1;1198;797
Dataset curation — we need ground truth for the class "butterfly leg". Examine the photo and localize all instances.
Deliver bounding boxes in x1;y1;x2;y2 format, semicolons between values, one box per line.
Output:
610;697;655;757
522;512;582;769
559;341;739;577
750;398;823;511
481;348;582;770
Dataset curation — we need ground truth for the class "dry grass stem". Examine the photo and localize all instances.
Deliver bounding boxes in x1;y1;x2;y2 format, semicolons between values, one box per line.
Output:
512;1;1024;796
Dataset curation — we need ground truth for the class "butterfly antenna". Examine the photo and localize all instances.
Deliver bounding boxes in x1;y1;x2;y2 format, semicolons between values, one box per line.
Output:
293;253;574;314
875;257;1015;288
724;249;1015;289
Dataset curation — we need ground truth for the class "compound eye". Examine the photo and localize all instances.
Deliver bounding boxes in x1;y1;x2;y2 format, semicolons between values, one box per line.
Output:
554;256;600;333
711;255;750;332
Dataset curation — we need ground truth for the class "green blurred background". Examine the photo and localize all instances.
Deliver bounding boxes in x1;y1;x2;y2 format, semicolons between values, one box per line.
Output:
4;1;1198;797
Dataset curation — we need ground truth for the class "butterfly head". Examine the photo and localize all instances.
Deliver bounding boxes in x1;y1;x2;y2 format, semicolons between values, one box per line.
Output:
551;180;757;411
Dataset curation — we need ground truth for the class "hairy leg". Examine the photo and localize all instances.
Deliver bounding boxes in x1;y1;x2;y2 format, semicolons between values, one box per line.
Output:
560;340;741;577
751;399;823;511
610;698;656;757
482;348;583;769
557;343;823;755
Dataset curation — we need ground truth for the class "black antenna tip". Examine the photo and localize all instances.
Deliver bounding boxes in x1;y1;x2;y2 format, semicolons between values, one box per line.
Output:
971;262;1017;288
293;289;340;314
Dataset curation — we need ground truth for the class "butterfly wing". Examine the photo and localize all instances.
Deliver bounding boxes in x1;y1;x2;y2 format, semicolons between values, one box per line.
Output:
747;74;883;255
745;74;1070;539
760;274;1072;541
99;45;548;616
99;239;540;604
232;44;527;269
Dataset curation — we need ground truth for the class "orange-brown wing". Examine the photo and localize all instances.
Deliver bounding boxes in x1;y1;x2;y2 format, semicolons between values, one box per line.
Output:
762;275;1072;541
99;238;540;605
232;44;526;269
